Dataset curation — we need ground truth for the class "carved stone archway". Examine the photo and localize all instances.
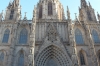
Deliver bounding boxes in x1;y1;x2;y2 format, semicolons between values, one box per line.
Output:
35;45;70;66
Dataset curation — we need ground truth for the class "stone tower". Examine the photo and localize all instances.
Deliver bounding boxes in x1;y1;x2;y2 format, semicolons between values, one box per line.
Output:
36;0;65;20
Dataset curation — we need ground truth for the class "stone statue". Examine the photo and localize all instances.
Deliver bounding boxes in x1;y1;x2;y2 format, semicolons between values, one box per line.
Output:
28;49;33;66
28;54;33;66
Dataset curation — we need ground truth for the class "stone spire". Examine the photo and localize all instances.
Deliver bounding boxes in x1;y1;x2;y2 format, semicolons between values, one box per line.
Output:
79;7;84;21
67;6;70;19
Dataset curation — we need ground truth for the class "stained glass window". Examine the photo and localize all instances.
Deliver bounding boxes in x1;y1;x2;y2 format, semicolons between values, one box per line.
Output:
0;51;4;61
18;52;24;66
75;29;84;44
92;30;100;43
80;52;85;65
19;28;28;44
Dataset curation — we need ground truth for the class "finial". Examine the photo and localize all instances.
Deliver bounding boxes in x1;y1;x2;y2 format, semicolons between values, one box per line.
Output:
75;13;79;21
33;5;36;17
23;12;27;20
74;13;77;19
67;6;69;11
33;5;37;22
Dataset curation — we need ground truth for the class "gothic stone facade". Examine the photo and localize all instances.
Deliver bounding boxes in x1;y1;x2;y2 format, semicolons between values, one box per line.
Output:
0;0;100;66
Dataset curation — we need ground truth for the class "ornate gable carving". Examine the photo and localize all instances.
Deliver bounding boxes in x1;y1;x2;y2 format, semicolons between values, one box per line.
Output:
47;23;57;42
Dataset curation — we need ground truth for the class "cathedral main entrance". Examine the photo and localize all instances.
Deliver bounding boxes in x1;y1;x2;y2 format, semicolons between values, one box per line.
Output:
35;45;71;66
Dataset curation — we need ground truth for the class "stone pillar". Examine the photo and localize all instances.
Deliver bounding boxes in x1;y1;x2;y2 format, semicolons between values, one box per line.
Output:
28;6;37;66
84;24;99;66
7;25;17;66
68;19;79;66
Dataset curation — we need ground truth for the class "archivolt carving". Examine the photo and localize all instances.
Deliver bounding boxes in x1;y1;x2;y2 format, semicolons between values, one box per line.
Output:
35;45;70;66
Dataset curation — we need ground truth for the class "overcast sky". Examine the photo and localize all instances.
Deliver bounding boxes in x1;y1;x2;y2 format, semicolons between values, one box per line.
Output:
0;0;100;20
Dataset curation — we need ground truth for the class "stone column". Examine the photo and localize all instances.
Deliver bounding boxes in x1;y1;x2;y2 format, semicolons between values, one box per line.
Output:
84;24;99;66
7;25;17;66
28;6;37;66
68;19;79;66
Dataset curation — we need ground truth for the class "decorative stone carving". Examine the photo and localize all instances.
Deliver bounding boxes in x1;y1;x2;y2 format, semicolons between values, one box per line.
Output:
47;24;57;42
28;54;33;66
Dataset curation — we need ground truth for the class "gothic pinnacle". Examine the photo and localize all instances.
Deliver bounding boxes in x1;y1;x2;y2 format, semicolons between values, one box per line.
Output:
67;6;70;19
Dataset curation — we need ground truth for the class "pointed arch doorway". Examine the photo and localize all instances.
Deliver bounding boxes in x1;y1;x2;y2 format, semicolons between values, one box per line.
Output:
35;45;71;66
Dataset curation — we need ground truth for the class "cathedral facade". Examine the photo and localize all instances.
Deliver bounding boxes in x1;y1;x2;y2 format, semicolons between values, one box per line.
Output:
0;0;100;66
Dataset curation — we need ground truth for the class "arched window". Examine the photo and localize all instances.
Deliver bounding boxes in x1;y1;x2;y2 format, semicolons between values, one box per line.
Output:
80;52;85;65
2;29;10;43
48;2;53;15
92;30;100;43
18;51;24;66
19;28;28;44
0;51;4;61
39;5;42;18
75;29;84;44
